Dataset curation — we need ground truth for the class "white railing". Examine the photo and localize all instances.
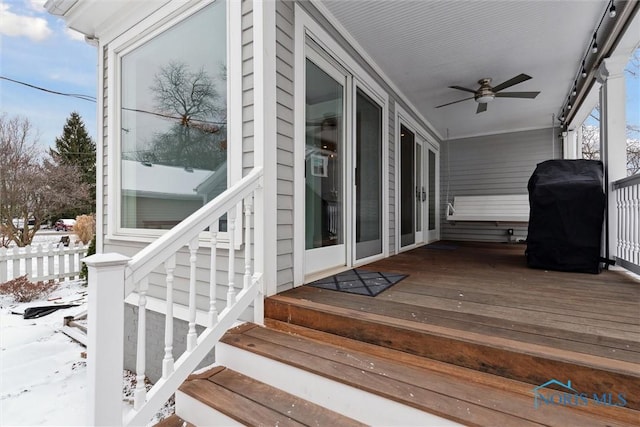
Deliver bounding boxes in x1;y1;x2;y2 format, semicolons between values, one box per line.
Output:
83;167;264;426
614;173;640;275
0;242;89;283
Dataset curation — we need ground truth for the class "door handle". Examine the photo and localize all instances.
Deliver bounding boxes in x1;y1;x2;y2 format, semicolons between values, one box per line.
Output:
422;187;427;202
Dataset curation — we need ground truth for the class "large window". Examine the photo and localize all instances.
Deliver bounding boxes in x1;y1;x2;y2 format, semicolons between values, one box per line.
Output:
120;2;227;229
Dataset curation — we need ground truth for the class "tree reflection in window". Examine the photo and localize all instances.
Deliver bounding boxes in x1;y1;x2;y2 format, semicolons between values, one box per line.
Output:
120;2;227;229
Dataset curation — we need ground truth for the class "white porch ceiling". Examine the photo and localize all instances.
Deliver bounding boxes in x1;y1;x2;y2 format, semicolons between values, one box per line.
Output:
319;0;608;140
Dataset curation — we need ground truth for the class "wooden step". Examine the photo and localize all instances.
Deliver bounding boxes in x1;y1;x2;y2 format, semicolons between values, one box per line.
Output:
218;322;640;427
154;414;194;427
178;365;366;426
265;289;640;412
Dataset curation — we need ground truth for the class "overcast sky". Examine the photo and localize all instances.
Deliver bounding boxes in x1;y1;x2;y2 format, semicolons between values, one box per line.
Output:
0;0;97;150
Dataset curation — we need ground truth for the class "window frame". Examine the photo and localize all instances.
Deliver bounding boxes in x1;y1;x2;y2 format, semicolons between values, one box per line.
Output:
106;0;242;246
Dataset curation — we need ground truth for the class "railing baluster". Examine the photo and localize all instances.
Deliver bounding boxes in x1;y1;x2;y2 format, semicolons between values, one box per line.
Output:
630;184;640;265
209;221;219;327
187;237;199;352
134;277;148;410
244;195;253;290
162;255;176;378
227;207;237;307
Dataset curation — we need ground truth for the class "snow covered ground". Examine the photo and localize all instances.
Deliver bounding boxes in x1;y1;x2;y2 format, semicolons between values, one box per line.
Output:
0;280;89;425
0;278;175;426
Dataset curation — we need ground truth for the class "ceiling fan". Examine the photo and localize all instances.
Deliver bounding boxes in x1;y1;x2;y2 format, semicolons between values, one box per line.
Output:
435;73;540;114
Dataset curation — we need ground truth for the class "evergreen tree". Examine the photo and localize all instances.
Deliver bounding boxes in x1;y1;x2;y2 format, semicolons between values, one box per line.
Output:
50;112;96;213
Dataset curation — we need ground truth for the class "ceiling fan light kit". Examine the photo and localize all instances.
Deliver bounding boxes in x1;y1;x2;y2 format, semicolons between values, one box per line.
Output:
435;73;540;114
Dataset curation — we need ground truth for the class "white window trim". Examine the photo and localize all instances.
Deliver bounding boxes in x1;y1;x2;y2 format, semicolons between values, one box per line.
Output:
395;103;440;254
106;0;242;247
293;4;390;285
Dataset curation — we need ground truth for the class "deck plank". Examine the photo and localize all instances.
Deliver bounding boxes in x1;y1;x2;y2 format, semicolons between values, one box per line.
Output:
265;319;640;426
221;328;544;427
224;324;638;427
205;368;366;427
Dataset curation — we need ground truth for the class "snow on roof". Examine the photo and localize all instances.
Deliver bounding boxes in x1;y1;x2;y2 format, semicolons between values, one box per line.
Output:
121;159;215;199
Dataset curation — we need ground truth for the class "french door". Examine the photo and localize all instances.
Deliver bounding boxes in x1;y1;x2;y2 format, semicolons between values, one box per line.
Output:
400;125;423;247
354;88;383;261
400;124;437;249
304;54;348;274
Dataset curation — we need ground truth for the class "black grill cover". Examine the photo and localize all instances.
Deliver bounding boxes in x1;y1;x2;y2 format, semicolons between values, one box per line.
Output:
526;159;605;274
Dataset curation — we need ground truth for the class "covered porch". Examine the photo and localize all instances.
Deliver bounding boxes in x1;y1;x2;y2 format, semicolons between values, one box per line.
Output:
262;240;640;424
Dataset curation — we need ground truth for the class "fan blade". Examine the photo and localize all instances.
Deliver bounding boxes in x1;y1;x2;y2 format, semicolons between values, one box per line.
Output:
492;73;532;92
449;85;477;94
476;102;488;114
495;91;540;99
435;96;475;108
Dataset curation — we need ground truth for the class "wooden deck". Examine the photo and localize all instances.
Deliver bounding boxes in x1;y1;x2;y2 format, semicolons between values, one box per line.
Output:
264;241;640;424
366;240;640;364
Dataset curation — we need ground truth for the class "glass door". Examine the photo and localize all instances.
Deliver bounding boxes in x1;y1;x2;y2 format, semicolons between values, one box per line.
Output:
427;148;438;242
400;125;415;248
304;55;347;274
400;125;427;249
355;88;383;261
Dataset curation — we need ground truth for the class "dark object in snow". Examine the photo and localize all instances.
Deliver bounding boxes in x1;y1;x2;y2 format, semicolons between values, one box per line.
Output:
23;304;79;319
526;159;605;274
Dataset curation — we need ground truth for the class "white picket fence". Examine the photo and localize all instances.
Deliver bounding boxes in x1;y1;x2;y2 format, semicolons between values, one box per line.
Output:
0;242;90;284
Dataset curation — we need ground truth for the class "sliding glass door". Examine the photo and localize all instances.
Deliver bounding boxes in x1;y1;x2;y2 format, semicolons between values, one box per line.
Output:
304;56;347;274
355;88;383;260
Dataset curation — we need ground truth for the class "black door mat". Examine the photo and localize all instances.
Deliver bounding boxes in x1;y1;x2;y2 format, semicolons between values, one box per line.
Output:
306;269;408;297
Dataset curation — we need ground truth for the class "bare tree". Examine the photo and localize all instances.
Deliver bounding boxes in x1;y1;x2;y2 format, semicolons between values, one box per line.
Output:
580;47;640;176
0;114;90;247
136;61;227;170
580;124;600;160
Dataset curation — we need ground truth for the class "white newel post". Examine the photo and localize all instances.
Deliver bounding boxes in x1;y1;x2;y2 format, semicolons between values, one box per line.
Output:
83;253;131;426
597;55;628;262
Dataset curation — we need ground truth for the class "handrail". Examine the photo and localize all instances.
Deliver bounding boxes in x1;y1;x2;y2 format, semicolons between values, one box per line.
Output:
613;173;640;190
83;166;264;426
125;167;263;293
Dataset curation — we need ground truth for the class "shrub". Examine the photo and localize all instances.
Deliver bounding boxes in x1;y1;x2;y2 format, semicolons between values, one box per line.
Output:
0;275;58;303
74;214;95;244
80;234;96;281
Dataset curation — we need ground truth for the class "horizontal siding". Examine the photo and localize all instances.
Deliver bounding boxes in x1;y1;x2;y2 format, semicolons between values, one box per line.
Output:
440;127;561;242
102;46;108;241
242;0;254;175
275;0;295;293
388;101;396;255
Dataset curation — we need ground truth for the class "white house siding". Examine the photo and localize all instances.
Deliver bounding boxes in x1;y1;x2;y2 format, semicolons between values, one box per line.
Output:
276;0;295;292
242;0;254;174
101;45;108;240
439;127;562;242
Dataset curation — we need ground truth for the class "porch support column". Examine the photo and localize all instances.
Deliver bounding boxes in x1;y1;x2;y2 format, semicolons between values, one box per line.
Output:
596;55;628;262
562;128;579;159
253;0;277;300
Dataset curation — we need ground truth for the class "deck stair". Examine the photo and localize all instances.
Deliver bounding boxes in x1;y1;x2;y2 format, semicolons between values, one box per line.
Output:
173;242;639;426
175;313;639;426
